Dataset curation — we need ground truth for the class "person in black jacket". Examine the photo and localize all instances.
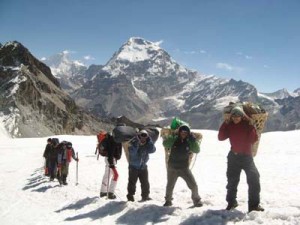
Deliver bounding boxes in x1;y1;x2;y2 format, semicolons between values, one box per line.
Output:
43;138;52;176
48;138;59;181
100;133;122;199
162;125;202;207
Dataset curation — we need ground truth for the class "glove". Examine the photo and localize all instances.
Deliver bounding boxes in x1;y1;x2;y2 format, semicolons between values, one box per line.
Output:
109;164;115;169
76;158;79;162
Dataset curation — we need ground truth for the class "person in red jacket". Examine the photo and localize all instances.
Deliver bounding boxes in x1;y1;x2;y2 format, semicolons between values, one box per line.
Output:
218;106;264;212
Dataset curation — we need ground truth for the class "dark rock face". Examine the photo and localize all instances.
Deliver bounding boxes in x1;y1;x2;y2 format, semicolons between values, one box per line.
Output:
0;41;112;137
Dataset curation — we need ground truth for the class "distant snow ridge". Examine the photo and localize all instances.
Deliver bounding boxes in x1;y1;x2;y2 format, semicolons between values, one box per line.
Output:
41;51;85;77
261;88;292;100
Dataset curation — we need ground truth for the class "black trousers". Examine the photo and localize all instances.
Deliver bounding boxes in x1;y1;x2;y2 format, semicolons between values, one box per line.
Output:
127;167;150;198
226;151;261;208
49;159;57;179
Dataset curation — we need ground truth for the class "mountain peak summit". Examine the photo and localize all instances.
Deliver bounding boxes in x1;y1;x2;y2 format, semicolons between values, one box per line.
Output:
127;37;162;47
113;37;162;63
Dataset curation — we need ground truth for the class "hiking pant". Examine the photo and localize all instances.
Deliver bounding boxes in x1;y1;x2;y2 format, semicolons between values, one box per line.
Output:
127;167;150;199
56;162;70;183
49;159;57;179
165;166;201;204
226;151;261;208
44;157;50;175
101;158;119;193
61;162;69;176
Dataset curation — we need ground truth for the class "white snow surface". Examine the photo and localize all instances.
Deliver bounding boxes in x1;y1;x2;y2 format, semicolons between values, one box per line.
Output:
0;130;300;225
131;78;151;104
8;74;27;97
117;37;161;63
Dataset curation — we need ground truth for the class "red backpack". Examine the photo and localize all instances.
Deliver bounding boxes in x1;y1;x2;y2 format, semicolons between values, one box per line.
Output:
97;131;109;157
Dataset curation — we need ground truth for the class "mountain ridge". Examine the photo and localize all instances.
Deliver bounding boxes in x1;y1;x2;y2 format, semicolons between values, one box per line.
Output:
0;41;112;137
1;38;300;136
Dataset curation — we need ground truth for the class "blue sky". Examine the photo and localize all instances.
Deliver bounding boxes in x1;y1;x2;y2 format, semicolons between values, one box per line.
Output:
1;0;299;93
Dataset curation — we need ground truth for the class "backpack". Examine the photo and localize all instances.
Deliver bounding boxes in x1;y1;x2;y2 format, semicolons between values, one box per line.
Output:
97;131;109;157
112;125;137;143
66;142;73;162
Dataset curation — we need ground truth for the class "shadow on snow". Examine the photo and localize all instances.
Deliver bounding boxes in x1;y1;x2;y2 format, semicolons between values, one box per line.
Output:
65;201;127;221
23;168;49;191
55;197;98;212
116;204;176;225
179;209;246;225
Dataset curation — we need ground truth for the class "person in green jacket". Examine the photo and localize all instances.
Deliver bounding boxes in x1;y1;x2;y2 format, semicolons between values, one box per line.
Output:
162;125;203;207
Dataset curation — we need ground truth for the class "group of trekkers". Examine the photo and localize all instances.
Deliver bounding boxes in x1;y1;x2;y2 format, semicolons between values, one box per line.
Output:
43;138;79;185
42;105;264;213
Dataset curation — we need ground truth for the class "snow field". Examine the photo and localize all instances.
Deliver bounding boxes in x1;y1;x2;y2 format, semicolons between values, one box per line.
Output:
0;130;300;224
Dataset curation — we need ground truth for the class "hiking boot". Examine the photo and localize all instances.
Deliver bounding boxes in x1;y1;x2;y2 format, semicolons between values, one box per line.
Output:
163;200;172;207
226;202;238;210
127;195;134;202
140;197;152;202
249;205;264;212
100;192;107;198
108;192;116;199
193;200;203;207
62;176;67;185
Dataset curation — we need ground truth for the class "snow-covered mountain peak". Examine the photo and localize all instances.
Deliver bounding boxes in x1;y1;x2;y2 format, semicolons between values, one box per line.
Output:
292;88;300;97
2;41;22;50
41;51;86;76
261;88;292;100
114;37;162;63
102;37;190;78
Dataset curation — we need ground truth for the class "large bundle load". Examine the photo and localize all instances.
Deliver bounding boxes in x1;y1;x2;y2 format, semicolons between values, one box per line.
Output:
112;124;159;162
223;102;268;156
161;118;203;169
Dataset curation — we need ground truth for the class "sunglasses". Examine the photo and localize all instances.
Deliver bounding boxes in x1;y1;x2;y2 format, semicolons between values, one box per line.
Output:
140;133;148;138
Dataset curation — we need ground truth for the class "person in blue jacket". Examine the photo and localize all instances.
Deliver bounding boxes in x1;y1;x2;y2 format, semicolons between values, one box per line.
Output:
126;130;156;202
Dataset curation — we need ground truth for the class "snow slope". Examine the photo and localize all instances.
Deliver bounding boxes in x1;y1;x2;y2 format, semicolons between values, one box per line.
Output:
0;130;300;225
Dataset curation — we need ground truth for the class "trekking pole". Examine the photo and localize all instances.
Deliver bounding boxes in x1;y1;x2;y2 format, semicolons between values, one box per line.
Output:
44;158;47;176
76;152;79;185
58;165;62;186
107;164;111;199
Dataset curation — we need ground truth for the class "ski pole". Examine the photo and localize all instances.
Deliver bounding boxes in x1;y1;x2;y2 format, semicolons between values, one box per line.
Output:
44;158;47;176
107;161;111;199
58;164;62;186
76;152;79;185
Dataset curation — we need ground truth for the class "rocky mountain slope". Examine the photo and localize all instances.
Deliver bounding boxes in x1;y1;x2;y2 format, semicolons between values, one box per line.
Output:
68;37;299;131
14;37;300;132
0;41;112;137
